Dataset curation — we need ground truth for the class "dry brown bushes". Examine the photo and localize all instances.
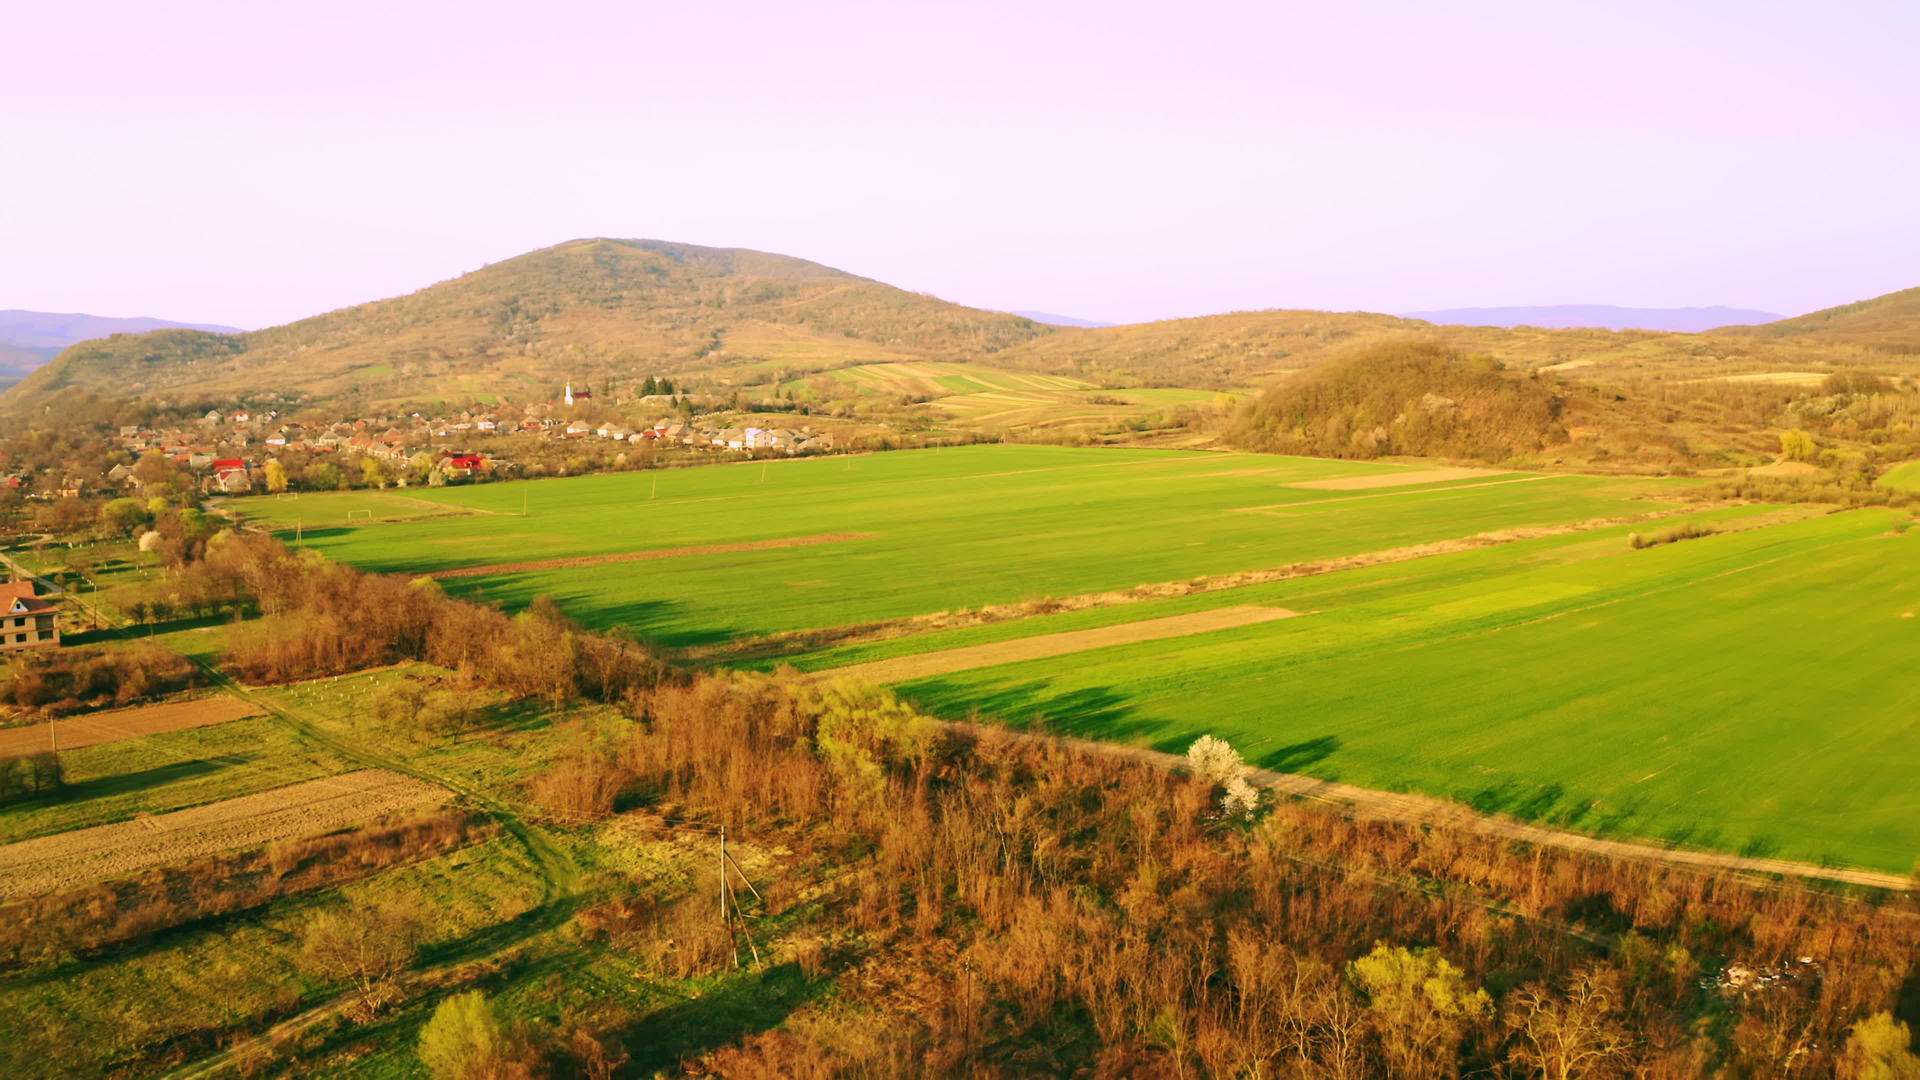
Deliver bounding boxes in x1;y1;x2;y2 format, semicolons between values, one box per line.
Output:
623;671;1919;1078
0;809;488;968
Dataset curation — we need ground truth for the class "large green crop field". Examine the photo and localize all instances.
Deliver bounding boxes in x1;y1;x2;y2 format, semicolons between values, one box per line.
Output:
228;446;1920;871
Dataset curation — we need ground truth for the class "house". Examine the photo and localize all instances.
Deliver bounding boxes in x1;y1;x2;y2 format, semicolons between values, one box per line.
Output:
0;581;59;652
105;463;137;487
564;383;593;406
445;454;486;476
564;420;592;438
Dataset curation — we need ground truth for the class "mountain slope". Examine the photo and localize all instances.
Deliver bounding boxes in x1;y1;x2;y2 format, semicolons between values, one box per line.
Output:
0;309;243;384
1401;304;1781;333
7;239;1051;410
1717;286;1920;351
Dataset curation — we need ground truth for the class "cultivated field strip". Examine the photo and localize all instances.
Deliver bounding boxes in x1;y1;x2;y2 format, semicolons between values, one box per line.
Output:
1284;466;1512;490
0;769;450;898
829;606;1299;684
0;695;264;757
425;531;876;579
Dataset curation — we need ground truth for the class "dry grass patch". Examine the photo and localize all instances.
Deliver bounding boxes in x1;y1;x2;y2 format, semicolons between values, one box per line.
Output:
0;769;449;897
827;605;1299;684
0;695;263;757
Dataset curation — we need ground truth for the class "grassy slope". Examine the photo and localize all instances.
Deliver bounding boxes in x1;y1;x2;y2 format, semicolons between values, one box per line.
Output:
231;446;1685;645
1880;459;1920;491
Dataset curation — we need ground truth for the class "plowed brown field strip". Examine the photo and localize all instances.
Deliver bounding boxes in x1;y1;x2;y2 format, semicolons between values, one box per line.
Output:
424;531;876;579
0;769;450;898
0;695;265;756
829;606;1299;684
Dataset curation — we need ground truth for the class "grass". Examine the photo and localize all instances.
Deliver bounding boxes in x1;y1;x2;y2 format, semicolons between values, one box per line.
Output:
222;444;1920;871
0;715;360;844
1879;459;1920;491
880;508;1920;872
219;445;1917;871
229;445;1691;647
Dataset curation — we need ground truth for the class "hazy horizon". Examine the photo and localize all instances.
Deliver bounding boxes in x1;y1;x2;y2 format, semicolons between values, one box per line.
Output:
6;0;1917;330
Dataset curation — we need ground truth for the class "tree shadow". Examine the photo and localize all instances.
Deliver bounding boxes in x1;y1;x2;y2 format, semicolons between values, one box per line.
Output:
1255;735;1342;775
618;962;829;1074
3;755;250;809
892;678;1164;746
1465;780;1570;824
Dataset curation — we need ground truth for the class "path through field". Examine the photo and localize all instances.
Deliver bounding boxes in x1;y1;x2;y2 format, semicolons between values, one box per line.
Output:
0;769;449;898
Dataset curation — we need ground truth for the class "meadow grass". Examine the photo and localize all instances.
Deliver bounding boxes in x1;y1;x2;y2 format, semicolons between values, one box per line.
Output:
1879;459;1920;491
0;716;360;844
229;446;1690;646
883;508;1920;871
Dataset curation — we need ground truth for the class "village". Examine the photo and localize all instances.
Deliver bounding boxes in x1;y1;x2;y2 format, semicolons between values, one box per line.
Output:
10;381;838;500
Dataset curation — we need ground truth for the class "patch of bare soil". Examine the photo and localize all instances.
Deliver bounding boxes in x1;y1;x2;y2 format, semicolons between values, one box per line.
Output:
425;532;876;579
830;606;1299;684
0;695;264;756
0;769;449;898
1284;466;1514;491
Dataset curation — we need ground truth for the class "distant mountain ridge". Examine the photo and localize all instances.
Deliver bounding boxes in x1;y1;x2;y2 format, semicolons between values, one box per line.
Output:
0;309;242;379
1399;304;1782;333
1008;310;1116;329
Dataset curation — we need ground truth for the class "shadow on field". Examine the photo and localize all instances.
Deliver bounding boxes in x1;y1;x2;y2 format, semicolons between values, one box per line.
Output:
620;962;829;1073
13;754;253;808
894;678;1160;744
1463;780;1623;828
67;612;234;645
1257;735;1342;775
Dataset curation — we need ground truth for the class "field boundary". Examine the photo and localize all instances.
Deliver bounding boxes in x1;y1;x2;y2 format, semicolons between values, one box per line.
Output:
960;724;1915;892
830;606;1299;684
0;768;451;898
424;531;877;579
0;695;264;756
701;505;1721;664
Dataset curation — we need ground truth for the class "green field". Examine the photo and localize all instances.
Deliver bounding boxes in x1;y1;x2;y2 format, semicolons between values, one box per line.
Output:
1880;459;1920;491
233;446;1689;646
226;445;1920;871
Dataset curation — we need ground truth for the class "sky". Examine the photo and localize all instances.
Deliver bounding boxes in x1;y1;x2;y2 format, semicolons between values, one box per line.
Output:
4;0;1917;330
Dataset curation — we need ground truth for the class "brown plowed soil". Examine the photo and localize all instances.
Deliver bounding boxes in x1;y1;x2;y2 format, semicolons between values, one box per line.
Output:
0;696;265;756
830;606;1299;684
0;769;450;898
425;532;876;579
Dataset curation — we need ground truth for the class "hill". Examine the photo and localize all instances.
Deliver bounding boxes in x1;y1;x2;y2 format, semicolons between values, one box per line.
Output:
0;309;243;385
5;239;1052;412
1400;303;1781;332
993;308;1432;387
1718;285;1920;352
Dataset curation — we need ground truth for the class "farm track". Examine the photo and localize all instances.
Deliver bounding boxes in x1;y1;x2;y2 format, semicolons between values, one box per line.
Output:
695;505;1727;664
0;695;263;756
0;769;448;898
969;725;1915;892
423;530;876;579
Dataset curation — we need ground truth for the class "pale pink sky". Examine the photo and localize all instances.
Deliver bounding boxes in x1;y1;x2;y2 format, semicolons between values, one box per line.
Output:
4;0;1916;329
